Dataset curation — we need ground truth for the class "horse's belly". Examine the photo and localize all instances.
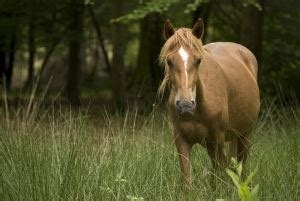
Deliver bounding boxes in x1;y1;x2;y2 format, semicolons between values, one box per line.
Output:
178;121;209;144
222;55;260;135
228;71;260;134
229;100;259;134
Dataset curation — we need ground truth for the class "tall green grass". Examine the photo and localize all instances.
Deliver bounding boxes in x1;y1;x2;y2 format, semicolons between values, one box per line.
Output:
0;103;299;200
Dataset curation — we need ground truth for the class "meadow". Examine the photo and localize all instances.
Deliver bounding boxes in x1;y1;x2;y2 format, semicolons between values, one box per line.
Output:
0;100;299;200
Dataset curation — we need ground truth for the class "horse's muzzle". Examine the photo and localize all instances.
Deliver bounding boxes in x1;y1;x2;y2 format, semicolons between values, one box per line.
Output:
176;100;196;117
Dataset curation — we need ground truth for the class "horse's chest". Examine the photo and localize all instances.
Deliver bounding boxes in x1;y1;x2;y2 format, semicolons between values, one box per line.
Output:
178;121;209;143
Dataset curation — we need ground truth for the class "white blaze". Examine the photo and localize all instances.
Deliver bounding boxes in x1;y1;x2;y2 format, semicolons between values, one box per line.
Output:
178;46;189;87
191;86;196;102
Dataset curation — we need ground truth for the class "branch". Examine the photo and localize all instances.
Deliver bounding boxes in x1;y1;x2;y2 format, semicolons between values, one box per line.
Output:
88;4;111;75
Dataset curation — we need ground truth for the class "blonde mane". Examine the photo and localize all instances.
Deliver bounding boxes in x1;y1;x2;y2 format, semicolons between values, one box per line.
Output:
158;28;205;98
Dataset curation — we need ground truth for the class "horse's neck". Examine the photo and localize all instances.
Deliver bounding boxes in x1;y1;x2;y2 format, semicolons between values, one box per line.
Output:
196;54;228;117
196;78;205;108
195;56;208;108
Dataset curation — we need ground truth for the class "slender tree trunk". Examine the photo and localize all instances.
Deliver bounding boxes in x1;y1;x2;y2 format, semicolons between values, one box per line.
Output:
66;0;84;105
39;40;60;77
131;13;164;105
26;3;36;88
38;11;63;84
111;0;126;111
0;11;16;89
148;14;164;92
0;49;5;85
88;37;99;80
240;0;264;80
88;4;111;75
0;29;5;84
6;32;16;89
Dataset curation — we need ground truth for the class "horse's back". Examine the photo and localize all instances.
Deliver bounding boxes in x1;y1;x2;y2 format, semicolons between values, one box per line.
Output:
203;42;260;137
204;42;258;80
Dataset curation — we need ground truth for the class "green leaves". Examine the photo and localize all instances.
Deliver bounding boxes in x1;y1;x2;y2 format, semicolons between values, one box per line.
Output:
110;0;211;23
249;184;260;201
84;0;94;5
110;0;179;23
242;0;263;11
226;158;259;201
184;0;207;14
226;168;240;189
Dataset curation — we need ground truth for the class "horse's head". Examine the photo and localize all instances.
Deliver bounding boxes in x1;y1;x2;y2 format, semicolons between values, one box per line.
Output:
159;19;205;117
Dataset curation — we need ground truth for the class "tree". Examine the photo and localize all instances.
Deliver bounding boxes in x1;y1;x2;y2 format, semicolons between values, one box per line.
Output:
0;43;5;85
87;3;111;77
260;0;300;98
192;2;212;42
240;0;264;79
66;0;84;105
111;0;127;111
0;2;19;90
25;0;37;88
5;31;16;89
131;13;164;104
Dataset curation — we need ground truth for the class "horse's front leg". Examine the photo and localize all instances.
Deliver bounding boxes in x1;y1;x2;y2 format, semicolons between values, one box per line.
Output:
175;134;192;190
206;130;227;169
206;141;227;169
206;139;227;189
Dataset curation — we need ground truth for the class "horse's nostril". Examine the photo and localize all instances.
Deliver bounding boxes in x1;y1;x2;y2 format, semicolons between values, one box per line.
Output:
191;100;195;105
176;100;181;107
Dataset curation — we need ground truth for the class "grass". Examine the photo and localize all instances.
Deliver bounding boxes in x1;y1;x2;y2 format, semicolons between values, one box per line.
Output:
0;102;299;200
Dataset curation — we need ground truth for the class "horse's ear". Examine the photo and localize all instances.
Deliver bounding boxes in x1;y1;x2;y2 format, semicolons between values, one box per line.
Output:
164;19;175;40
192;18;204;39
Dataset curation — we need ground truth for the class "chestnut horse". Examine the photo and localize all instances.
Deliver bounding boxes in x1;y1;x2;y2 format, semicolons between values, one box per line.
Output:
159;19;260;188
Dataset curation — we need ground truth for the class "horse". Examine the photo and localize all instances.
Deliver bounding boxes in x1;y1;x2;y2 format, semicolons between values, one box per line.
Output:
158;18;260;188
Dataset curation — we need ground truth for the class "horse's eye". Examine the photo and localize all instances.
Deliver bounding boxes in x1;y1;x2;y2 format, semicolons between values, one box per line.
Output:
195;58;201;66
166;59;173;67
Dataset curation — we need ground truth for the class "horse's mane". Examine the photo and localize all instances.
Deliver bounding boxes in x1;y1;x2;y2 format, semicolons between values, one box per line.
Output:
158;28;205;98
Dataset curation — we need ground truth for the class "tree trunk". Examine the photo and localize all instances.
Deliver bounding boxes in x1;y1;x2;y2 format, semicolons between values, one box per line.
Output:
0;49;5;85
240;0;264;80
39;42;59;78
5;32;16;89
88;37;99;80
88;4;111;76
111;0;126;111
192;2;212;43
131;13;164;105
66;0;84;105
0;11;16;89
26;3;36;88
